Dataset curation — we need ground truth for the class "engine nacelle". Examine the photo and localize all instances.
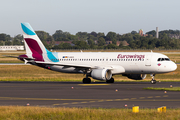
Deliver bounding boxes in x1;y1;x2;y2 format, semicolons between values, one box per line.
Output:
122;74;147;80
91;69;112;80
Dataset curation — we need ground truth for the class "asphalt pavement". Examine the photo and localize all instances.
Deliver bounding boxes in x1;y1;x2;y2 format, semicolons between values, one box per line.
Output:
0;81;179;108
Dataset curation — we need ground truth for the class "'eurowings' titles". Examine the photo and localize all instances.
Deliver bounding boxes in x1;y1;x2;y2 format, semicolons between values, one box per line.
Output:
117;54;145;59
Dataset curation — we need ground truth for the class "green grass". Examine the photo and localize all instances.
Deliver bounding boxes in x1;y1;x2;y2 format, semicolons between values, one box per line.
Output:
144;87;180;91
0;106;180;120
0;60;23;63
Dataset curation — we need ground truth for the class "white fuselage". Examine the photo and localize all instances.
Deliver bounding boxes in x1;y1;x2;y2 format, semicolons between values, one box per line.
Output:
45;52;177;74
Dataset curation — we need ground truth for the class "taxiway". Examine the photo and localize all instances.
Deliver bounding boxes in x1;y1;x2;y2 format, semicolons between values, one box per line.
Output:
0;82;179;108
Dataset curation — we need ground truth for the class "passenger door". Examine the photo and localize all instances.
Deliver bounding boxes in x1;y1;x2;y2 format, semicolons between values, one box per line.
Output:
145;54;151;66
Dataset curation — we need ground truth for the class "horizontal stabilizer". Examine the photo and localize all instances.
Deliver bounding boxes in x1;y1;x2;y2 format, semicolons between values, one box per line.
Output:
4;55;35;60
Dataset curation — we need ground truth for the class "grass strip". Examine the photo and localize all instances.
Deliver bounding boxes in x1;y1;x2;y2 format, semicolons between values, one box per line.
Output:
144;87;180;91
0;106;180;120
0;61;23;63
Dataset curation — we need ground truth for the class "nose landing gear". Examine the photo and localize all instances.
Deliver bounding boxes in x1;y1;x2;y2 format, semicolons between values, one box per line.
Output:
150;74;156;84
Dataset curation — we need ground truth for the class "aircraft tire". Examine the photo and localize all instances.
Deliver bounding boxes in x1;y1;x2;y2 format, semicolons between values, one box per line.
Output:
83;78;91;84
150;80;156;84
106;77;114;83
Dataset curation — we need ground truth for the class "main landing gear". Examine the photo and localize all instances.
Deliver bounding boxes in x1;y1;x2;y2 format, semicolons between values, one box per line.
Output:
106;77;114;83
83;78;91;83
150;74;156;84
82;77;115;84
82;71;91;83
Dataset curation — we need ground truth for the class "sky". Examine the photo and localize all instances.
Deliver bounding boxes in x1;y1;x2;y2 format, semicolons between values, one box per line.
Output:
0;0;180;36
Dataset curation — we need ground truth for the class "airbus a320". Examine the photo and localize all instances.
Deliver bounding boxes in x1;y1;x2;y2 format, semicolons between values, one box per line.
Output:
17;23;177;84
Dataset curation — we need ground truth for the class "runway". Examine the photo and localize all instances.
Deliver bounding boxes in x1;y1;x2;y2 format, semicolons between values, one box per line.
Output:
0;81;180;108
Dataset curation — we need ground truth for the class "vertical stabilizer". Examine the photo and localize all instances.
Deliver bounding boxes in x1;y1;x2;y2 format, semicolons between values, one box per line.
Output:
21;23;46;61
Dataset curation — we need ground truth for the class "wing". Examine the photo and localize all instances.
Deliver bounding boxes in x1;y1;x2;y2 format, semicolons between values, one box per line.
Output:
35;61;97;69
35;61;125;74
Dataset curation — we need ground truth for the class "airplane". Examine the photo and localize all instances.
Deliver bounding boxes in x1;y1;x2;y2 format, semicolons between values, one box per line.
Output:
17;23;177;84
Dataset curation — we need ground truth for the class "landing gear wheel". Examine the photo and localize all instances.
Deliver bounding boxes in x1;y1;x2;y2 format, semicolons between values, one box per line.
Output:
106;77;114;83
151;79;156;84
83;78;91;84
150;74;156;84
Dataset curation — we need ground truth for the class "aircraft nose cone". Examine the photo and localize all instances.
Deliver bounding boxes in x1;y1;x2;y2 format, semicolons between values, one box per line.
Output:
171;62;177;71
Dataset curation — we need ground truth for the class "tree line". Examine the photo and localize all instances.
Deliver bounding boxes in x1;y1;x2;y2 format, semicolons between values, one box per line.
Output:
0;29;180;49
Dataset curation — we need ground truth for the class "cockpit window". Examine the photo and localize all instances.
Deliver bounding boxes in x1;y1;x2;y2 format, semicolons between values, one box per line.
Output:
157;58;170;61
165;58;170;61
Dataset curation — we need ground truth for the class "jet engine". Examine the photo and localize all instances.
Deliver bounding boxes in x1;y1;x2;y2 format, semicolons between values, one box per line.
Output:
122;74;147;80
91;69;112;80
